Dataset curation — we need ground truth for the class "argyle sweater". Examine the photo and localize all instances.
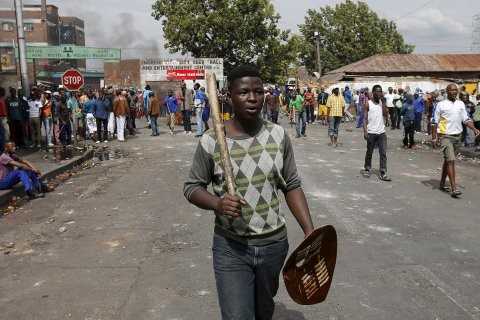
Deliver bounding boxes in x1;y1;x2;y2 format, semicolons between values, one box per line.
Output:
184;121;301;244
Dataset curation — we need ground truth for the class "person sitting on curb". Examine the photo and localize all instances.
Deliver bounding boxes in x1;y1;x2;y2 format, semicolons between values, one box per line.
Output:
0;142;48;199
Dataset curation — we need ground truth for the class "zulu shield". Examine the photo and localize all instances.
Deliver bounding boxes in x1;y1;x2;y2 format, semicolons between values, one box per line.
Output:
282;225;337;305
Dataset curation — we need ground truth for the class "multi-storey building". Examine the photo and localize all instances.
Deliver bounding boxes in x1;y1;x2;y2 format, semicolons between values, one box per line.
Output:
0;3;86;88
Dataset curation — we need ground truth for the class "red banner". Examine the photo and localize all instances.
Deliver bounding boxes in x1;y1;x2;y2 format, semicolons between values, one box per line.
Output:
166;69;205;80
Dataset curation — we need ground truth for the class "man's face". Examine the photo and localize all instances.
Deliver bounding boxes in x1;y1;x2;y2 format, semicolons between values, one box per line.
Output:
372;87;383;100
446;85;458;101
333;88;339;96
4;143;15;153
229;76;264;122
388;87;393;93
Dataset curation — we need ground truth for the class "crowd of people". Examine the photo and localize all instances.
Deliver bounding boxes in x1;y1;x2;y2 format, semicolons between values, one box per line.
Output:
278;84;480;150
1;78;479;200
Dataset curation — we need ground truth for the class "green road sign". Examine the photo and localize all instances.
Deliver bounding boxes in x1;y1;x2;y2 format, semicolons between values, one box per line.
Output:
24;45;121;60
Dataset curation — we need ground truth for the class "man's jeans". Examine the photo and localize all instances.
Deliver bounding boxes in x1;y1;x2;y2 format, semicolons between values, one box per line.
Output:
305;104;315;123
150;116;159;135
356;104;364;128
212;233;289;320
0;169;40;192
195;107;204;136
328;116;342;137
414;112;422;132
41;117;52;145
295;110;306;137
365;132;387;173
268;110;279;124
403;121;415;147
182;110;192;132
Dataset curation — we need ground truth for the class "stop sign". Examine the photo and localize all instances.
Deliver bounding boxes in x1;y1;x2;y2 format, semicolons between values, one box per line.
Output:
62;69;84;91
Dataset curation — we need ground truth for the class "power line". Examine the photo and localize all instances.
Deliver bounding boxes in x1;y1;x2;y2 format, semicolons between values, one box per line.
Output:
471;14;480;52
393;0;438;22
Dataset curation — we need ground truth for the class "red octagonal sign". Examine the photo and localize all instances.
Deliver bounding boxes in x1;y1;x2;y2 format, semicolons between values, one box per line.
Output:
62;69;84;91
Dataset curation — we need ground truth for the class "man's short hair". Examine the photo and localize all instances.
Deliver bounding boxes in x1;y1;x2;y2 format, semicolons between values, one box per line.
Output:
228;64;261;89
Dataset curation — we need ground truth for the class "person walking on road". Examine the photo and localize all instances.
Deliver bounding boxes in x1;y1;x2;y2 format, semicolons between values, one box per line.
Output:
290;91;306;138
385;87;399;129
432;84;480;198
182;86;193;135
326;87;345;147
363;84;391;181
194;83;207;137
317;87;329;126
183;64;314;320
413;93;424;132
303;87;315;123
401;94;416;148
93;90;110;143
113;90;128;142
165;90;178;135
343;86;354;122
148;92;160;136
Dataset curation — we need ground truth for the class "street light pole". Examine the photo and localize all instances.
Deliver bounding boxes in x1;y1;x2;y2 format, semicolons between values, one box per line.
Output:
314;31;322;79
14;0;30;97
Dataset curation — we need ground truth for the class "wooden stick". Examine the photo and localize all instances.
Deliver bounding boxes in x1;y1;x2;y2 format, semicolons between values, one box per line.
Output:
206;72;236;196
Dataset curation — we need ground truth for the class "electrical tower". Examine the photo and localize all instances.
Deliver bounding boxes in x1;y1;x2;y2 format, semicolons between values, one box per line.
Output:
472;14;480;52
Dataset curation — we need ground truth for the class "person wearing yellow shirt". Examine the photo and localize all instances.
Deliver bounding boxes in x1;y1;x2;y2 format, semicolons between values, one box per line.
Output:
326;88;345;147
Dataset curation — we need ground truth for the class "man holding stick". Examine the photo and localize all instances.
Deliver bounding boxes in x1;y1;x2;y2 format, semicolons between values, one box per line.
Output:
184;65;314;320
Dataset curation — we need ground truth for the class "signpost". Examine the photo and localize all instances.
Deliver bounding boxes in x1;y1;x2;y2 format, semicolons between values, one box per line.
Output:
62;69;84;91
20;45;121;61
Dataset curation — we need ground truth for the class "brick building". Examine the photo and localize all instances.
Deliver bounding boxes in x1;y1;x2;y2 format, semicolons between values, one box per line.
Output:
0;3;86;88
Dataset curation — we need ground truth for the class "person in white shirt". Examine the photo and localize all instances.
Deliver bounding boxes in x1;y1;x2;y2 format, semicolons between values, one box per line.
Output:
28;91;43;148
384;87;401;130
363;84;391;181
432;84;480;198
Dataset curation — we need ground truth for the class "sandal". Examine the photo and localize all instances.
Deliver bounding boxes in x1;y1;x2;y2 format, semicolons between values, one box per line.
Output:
439;185;450;193
379;173;392;181
362;170;371;178
451;190;462;198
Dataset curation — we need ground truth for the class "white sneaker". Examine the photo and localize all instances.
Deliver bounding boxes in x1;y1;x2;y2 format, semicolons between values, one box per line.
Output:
104;140;108;143
96;141;101;144
48;143;54;147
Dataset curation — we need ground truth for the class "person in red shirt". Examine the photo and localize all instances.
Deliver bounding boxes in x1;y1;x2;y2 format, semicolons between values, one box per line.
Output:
303;87;316;123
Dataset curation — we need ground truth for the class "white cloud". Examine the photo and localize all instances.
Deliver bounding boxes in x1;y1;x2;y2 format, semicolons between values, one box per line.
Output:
397;8;469;39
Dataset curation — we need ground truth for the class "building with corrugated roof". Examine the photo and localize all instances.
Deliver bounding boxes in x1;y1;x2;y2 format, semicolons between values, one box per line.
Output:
320;54;480;93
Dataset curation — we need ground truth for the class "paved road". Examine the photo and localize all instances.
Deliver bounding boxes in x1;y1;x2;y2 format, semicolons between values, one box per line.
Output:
1;118;479;320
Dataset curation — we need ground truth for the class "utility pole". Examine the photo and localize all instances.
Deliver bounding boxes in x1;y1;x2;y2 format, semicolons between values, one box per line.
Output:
14;0;30;97
314;31;322;79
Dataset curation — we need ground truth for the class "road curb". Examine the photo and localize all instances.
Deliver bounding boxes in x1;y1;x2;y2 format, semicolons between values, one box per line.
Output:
0;149;94;207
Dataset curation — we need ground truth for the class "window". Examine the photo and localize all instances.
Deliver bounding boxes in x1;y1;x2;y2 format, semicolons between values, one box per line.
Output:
23;23;34;32
1;22;14;32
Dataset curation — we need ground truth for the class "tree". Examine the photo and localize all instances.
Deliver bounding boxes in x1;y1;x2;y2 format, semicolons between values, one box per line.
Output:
299;0;414;74
152;0;299;82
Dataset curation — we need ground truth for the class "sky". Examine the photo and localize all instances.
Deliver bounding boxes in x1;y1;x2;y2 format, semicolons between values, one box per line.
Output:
2;0;479;58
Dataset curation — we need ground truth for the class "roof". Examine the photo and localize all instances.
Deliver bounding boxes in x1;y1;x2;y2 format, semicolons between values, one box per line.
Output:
326;54;480;74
